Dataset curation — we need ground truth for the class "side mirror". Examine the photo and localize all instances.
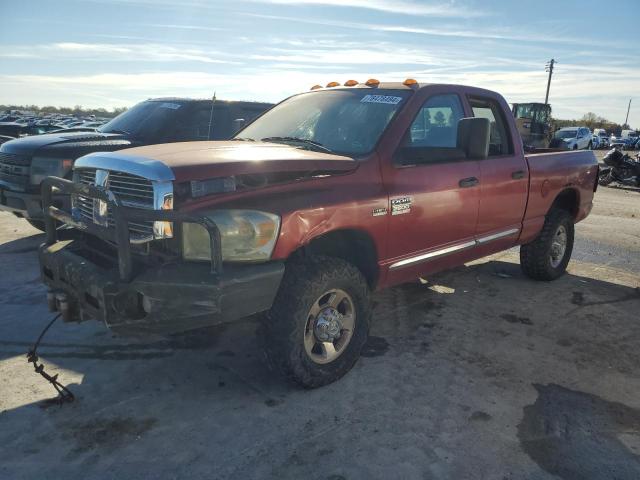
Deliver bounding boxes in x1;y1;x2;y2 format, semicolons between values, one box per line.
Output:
232;118;246;134
457;117;490;159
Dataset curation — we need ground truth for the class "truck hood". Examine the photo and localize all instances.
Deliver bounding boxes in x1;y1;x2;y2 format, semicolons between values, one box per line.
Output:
0;131;132;157
111;141;357;182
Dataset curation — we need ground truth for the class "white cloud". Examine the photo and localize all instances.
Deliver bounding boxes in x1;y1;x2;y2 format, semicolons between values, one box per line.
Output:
0;43;241;65
245;0;487;17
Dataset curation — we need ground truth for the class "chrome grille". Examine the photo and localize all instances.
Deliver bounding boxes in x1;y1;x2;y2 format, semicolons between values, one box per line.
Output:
74;168;156;241
0;152;31;190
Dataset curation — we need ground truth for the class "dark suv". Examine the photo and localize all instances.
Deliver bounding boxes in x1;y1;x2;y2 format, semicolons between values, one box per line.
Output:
0;98;272;229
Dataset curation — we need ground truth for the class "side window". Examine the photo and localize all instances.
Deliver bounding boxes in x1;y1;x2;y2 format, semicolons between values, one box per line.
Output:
469;96;512;156
174;106;232;141
398;94;466;165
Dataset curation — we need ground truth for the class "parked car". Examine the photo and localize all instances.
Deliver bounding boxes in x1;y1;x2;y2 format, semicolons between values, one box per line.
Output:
610;136;626;149
593;128;609;148
0;98;273;230
0;122;60;138
37;80;598;387
554;127;593;150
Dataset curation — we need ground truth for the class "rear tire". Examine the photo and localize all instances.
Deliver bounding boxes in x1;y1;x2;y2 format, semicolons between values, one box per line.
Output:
264;255;371;388
520;208;574;281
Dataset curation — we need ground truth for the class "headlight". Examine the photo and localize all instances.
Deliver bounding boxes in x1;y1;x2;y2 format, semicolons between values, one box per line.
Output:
182;210;280;262
30;157;73;185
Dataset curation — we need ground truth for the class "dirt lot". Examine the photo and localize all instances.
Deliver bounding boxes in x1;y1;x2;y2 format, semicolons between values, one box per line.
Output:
0;183;639;480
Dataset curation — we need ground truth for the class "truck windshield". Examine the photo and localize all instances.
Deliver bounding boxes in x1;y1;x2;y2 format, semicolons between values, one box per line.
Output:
98;101;186;140
555;130;577;139
236;89;412;156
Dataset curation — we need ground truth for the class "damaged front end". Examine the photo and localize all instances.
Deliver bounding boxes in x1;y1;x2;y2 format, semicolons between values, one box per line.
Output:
39;176;284;335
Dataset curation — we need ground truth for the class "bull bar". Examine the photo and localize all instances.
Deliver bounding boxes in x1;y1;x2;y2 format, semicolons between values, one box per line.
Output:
41;176;223;281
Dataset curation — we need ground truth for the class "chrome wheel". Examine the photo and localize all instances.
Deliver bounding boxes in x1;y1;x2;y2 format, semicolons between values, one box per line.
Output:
304;289;355;364
550;225;567;268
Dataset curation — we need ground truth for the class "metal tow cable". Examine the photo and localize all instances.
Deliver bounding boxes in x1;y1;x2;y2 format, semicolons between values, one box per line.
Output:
26;313;75;404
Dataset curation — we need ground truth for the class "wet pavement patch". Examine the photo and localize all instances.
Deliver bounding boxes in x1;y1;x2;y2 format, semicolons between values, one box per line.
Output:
469;411;492;422
65;417;157;454
360;336;389;357
572;291;585;305
501;313;533;325
518;384;640;479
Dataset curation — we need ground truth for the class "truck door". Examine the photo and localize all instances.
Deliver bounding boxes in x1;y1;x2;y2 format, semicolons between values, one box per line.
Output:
382;93;480;282
468;95;528;245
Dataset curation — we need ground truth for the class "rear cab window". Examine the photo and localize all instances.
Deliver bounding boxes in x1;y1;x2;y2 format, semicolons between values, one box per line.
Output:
468;96;513;156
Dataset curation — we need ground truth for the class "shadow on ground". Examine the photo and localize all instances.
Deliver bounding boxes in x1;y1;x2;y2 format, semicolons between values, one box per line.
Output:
1;259;639;479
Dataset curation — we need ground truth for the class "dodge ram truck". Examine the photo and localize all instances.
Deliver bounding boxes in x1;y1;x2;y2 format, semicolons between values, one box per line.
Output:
38;80;598;387
0;98;272;230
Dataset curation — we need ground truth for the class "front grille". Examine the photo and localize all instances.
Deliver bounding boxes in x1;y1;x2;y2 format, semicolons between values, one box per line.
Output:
0;152;31;190
74;168;156;241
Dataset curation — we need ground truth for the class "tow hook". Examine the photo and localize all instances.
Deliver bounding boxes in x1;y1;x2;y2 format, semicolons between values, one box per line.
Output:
47;290;76;322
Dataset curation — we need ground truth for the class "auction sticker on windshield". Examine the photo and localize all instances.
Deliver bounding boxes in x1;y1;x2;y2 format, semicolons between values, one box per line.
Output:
160;103;182;109
361;95;403;105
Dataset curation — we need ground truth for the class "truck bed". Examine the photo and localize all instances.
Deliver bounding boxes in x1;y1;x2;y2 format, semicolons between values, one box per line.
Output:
520;150;598;244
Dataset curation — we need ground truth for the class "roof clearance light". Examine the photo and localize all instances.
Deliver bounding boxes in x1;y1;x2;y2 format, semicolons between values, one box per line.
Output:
344;79;358;86
310;85;323;90
403;78;418;86
326;81;340;87
365;78;380;87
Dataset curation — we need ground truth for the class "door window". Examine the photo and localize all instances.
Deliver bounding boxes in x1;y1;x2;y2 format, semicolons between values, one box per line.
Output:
469;97;512;156
399;94;466;165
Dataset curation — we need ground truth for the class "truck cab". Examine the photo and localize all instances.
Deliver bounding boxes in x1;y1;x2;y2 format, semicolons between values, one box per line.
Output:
38;80;598;388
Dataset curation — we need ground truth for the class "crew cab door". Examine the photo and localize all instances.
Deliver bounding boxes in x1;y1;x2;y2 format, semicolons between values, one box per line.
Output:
468;95;527;245
381;92;480;283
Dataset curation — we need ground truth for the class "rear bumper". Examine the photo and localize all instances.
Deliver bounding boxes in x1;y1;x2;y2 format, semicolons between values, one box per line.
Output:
39;240;285;335
0;186;69;219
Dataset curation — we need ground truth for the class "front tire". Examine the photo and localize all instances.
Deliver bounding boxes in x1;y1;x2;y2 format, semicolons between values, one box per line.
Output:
264;255;371;388
520;208;574;281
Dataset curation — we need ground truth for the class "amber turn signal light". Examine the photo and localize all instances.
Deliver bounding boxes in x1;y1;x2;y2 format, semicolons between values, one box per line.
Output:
344;79;358;86
310;85;322;90
326;81;340;87
365;78;380;87
403;78;418;86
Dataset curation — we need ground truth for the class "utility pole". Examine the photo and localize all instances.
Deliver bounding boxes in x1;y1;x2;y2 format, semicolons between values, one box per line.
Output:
624;98;631;127
544;58;556;105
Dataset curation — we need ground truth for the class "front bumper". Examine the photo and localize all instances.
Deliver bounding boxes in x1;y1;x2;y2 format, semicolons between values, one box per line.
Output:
0;185;70;219
39;240;284;335
38;176;285;335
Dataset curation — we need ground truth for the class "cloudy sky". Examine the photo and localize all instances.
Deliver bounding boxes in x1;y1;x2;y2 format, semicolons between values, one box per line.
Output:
1;0;639;126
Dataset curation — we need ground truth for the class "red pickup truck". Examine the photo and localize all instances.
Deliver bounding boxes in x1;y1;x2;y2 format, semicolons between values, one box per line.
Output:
39;80;598;387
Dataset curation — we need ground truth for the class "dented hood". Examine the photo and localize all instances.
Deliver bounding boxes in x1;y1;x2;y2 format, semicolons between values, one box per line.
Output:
113;141;357;182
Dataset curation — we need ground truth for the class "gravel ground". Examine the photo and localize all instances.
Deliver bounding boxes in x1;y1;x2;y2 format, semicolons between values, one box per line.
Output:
0;183;639;480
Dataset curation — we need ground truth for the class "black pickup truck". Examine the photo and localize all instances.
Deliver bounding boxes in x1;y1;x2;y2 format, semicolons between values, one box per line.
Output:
0;98;272;230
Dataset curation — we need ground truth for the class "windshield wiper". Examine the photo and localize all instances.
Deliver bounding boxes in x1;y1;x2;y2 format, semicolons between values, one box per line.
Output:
261;136;334;154
230;137;255;141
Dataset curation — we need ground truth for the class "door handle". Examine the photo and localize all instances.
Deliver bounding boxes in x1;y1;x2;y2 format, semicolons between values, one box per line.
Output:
459;177;479;188
511;170;526;179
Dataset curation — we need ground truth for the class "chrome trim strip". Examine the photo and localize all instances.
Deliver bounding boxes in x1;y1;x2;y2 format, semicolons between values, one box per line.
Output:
389;227;521;270
389;240;476;270
476;228;520;244
75;152;175;182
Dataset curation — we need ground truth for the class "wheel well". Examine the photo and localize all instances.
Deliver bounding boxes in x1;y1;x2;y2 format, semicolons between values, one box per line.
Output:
550;188;579;219
301;230;379;289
